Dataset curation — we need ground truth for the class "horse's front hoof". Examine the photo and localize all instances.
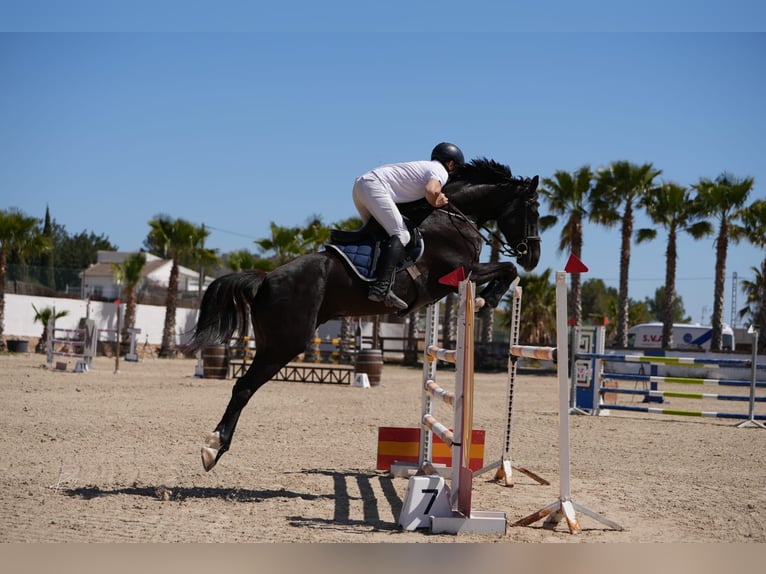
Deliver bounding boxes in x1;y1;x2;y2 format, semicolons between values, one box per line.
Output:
201;431;222;472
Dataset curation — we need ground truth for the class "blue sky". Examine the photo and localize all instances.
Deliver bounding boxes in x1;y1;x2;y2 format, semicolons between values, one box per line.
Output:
1;5;765;328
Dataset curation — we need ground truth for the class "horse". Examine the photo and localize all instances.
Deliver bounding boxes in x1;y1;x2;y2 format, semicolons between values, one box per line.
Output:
188;158;541;471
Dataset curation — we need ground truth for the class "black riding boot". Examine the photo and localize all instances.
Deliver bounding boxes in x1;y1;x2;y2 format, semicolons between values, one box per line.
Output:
369;236;408;310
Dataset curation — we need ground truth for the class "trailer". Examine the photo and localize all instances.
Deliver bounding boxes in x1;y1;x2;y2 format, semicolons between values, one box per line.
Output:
627;322;735;351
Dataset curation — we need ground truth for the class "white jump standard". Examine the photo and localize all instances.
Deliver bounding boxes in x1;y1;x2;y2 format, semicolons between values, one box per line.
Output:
510;268;623;534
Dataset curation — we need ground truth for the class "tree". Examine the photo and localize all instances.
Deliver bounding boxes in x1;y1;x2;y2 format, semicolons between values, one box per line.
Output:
300;214;332;254
226;249;273;272
502;269;556;346
32;304;69;354
477;231;501;345
53;227;116;292
636;181;711;349
646;286;690;324
693;172;754;350
40;206;55;290
592;160;662;346
254;217;334;361
0;209;52;351
111;252;147;347
147;216;214;358
738;267;766;353
539;165;594;327
255;222;307;266
581;278;617;324
733;199;766;351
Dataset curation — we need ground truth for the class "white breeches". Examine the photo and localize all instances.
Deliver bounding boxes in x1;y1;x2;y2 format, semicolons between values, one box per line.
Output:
352;175;411;245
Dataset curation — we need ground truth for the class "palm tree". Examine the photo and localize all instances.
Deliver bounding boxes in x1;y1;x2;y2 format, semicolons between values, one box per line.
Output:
148;216;213;358
592;160;662;347
255;217;336;361
693;172;754;350
738;267;766;353
539;165;594;328
477;232;501;346
227;249;273;272
733;199;766;351
300;214;332;253
636;182;712;349
32;304;69;354
0;208;52;351
255;222;306;266
111;252;147;348
502;269;556;346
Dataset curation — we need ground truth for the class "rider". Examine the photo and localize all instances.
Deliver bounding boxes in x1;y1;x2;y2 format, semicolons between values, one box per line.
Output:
352;142;465;310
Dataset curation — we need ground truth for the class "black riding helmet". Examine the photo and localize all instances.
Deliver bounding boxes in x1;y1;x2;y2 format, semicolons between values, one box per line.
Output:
431;142;465;169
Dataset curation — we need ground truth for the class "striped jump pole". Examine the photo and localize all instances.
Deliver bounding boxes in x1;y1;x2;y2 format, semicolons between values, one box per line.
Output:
576;343;765;427
511;267;623;534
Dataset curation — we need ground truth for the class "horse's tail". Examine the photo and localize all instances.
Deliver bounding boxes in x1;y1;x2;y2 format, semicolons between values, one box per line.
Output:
186;270;266;352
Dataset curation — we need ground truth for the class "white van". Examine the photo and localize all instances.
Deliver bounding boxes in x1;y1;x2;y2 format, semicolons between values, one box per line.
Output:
627;322;735;351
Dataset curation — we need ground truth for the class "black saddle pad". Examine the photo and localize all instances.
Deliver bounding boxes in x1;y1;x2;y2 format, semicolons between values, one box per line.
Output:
324;219;423;281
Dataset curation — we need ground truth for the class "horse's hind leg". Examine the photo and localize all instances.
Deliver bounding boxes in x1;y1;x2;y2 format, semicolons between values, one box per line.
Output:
201;349;295;471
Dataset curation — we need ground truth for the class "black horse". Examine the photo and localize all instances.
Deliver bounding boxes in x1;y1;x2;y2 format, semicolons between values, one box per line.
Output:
188;158;541;471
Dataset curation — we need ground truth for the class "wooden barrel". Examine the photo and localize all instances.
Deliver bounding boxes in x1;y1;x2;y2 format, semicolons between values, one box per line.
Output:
7;339;29;353
355;349;383;386
202;345;229;379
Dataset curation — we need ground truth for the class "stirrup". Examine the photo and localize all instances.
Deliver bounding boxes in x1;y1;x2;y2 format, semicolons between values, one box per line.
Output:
383;292;408;310
368;282;408;310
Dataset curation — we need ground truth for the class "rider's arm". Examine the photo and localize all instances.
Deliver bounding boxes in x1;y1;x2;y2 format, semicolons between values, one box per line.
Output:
425;178;449;208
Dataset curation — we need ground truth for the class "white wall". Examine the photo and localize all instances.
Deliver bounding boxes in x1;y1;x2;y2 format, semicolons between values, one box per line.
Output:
4;293;200;345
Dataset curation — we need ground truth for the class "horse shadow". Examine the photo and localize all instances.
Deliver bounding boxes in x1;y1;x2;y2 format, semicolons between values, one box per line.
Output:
64;469;404;533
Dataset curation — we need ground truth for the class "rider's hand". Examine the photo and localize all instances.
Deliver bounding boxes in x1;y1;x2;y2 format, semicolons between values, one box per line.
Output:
433;192;448;207
426;189;449;208
425;178;449;208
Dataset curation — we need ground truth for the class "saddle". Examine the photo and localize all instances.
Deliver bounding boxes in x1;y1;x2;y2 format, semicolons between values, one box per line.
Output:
324;218;423;282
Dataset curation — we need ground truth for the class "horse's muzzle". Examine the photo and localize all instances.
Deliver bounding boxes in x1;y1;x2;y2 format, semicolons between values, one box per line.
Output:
518;239;541;272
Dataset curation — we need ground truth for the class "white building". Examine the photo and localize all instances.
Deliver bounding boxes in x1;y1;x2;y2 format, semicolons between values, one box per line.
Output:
81;251;213;301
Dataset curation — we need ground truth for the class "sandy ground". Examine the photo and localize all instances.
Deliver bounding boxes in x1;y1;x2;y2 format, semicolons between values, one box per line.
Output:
1;351;764;544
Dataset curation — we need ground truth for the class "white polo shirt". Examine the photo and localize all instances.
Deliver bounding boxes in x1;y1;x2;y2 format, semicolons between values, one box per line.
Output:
368;160;449;203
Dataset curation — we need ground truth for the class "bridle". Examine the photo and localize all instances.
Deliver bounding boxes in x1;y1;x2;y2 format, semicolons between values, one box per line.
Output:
444;183;539;258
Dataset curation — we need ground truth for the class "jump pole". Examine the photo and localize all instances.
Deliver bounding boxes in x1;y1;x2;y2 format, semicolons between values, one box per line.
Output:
511;262;623;534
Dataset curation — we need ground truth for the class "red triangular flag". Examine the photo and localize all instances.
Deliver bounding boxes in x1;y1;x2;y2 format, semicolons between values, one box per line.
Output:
438;266;466;287
564;253;588;273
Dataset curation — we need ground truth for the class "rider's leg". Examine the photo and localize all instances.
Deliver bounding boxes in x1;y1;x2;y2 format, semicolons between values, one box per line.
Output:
352;176;412;245
368;235;408;310
352;176;411;309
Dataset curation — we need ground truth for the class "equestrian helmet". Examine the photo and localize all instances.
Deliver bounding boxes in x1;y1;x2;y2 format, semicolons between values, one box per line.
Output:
431;142;465;167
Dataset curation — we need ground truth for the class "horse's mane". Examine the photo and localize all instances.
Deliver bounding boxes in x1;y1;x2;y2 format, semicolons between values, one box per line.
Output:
448;157;514;186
